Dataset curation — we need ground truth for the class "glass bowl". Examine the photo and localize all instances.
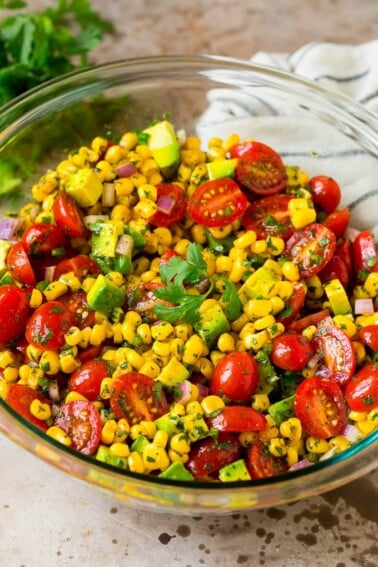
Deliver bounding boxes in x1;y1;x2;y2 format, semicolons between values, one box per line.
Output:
0;55;377;514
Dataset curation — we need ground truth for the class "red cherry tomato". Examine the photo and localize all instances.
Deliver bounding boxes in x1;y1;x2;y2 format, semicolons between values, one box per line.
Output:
187;178;248;228
53;191;88;237
352;230;378;281
68;359;110;401
294;376;348;439
21;222;67;256
6;241;36;285
308;175;341;214
230;141;287;196
159;249;181;264
0;285;30;343
126;282;171;320
336;238;353;274
276;281;306;327
110;372;168;423
319;255;349;289
288;309;331;333
345;363;378;412
25;301;73;351
185;433;242;480
285;223;336;278
149;183;187;227
54;400;102;455
358;325;378;351
270;332;315;371
314;325;356;386
322;208;350;239
210;351;259;403
241;194;295;240
6;384;51;431
207;406;267;433
59;290;95;329
76;344;104;364
53;255;101;281
246;440;288;479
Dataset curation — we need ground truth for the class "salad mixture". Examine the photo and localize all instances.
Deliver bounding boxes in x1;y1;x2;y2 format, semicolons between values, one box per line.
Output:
0;119;377;483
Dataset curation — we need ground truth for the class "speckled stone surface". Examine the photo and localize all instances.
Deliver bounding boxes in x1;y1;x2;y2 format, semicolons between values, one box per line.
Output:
1;1;377;566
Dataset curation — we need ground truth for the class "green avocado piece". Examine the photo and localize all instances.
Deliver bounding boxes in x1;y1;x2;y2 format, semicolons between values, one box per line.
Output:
268;395;295;425
87;274;125;316
219;459;252;482
90;220;124;258
65;168;103;207
130;435;149;453
143;120;180;173
154;412;181;437
194;302;230;346
95;445;127;469
0;239;11;276
156;356;190;387
206;159;237;180
158;461;195;481
324;278;352;315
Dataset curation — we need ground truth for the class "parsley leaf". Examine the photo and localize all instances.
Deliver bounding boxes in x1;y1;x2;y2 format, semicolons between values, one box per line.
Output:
153;284;205;325
159;242;207;286
216;276;242;321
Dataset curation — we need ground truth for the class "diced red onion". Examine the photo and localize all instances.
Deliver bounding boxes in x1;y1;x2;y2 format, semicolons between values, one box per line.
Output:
173;380;193;405
102;183;115;207
344;227;360;242
83;215;109;228
115;234;133;256
48;379;60;403
342;424;361;443
157;194;176;215
197;383;209;400
116;161;137;178
289;459;312;471
0;217;23;240
354;298;374;315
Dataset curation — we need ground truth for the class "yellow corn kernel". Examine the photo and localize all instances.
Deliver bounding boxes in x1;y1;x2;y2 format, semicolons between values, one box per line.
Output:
244;299;273;319
328;436;352;452
251;393;270;412
177;162;192;184
119;131;138;150
287;438;305;455
367;408;378;426
231;314;250;332
130;423;147;440
43;281;69;300
352;341;366;365
115;419;130;442
141;157;159;178
233;231;257;249
185;401;203;415
174;238;191;256
353;285;371;300
291;208;317;229
355;313;378;327
190;224;207;244
29;288;43;308
182;335;205;365
169;338;184;359
333;315;357;338
286;446;299;467
269;438;287;457
266;322;285;339
215;255;233;273
65;391;88;404
91;136;109;154
170;433;191;454
59;354;80;374
153;430;169;448
242;329;269;351
136;183;157;202
138;360;161;379
142;443;170;471
134;198;158;219
101;420;117;444
228;258;247;283
356;420;376;435
0;380;10;399
349;410;367;422
168;449;189;464
139;420;157;439
238;432;258;448
39;350;60;375
253;315;276;331
278;280;294;300
109;442;130;458
267;237;285;256
251;239;267;254
258;426;279;442
152;340;171;359
89;324;106;346
281;261;300;282
3;366;18;383
29;399;51;421
279;417;302;441
127;451;146;474
151;322;174;341
200;395;225;417
99;377;113;399
217;333;236;353
306;437;330;454
0;350;17;368
46;425;72;446
306;275;324;299
64;326;82;347
180;148;206;167
171;402;186;416
363;272;378;297
209;225;233;240
193;357;214;380
302;325;318;341
58;272;82;291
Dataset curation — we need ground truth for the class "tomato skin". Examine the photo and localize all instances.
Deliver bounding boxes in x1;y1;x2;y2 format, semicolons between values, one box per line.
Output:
345;364;378;411
126;282;171;320
314;325;356;386
288;309;331;333
242;193;295;240
6;241;36;286
210;351;259;403
185;433;242;480
59;290;95;329
0;285;30;343
149;183;187;227
110;372;168;423
68;359;110;401
6;384;51;431
285;223;336;278
294;376;348;439
309;175;341;214
25;301;74;351
187;178;248;228
336;239;353;274
53;191;89;238
230;141;287;196
352;230;378;280
322;208;350;239
276;281;306;327
358;325;378;351
53;255;101;281
54;400;102;455
21;222;67;256
319;255;349;289
207;406;267;433
247;440;288;479
271;332;315;371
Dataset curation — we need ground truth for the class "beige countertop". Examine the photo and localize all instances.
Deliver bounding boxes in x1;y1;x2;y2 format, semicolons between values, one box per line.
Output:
0;1;377;566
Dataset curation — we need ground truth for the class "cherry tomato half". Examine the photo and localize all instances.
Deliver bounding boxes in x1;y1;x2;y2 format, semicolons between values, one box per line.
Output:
322;208;350;239
149;183;187;227
271;332;315;372
6;384;51;431
319;255;349;289
308;175;341;215
68;359;110;401
6;241;36;286
126;282;171;321
110;372;168;423
294;376;348;439
59;290;95;329
25;301;74;351
358;325;378;352
54;400;102;455
246;440;288;479
230;141;287;196
187;178;248;228
313;325;356;386
53;191;88;237
288;309;331;333
345;363;378;411
210;351;259;403
336;238;353;274
285;223;336;278
242;194;295;240
352;230;378;281
53;255;101;281
276;282;306;327
21;222;67;256
207;406;267;433
0;285;30;344
185;433;242;480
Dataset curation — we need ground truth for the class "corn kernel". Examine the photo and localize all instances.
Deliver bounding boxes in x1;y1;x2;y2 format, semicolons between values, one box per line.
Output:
349;410;367;422
200;395;225;417
238;431;258;448
291;208;316;229
29;288;43;308
0;380;10;400
279;417;302;441
269;437;287;457
101;420;117;444
356;420;376;435
306;437;330;453
46;426;72;446
142;444;170;471
109;442;130;458
251;240;267;254
127;451;145;474
170;433;191;454
281;261;300;282
3;366;18;383
153;430;169;448
43;281;69;300
251;393;270;412
286;446;299;466
39;350;60;375
253;315;276;331
29;399;52;421
328;436;352;451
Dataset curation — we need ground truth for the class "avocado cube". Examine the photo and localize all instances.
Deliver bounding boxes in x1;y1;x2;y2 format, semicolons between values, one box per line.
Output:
130;435;149;453
206;158;237;180
194;302;230;346
0;239;11;276
156;356;190;387
65;168;103;207
158;461;195;481
181;412;209;442
95;445;128;469
143;120;180;171
219;459;252;482
87;274;125;316
268;395;295;425
324;278;352;315
154;412;181;437
91;220;124;258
